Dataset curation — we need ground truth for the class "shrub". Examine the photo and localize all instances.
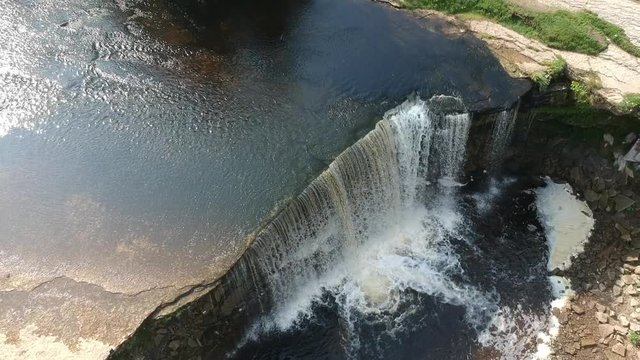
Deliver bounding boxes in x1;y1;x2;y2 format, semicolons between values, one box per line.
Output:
570;81;591;104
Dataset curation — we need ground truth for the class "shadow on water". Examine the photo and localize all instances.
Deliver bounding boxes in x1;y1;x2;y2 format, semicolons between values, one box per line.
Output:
1;0;535;355
166;0;305;53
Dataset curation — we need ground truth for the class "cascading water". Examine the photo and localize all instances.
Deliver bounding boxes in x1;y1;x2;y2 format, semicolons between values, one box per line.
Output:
230;97;509;356
171;96;559;360
486;104;519;170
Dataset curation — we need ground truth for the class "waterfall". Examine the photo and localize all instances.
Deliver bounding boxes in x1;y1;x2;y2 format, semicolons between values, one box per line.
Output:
111;96;551;360
231;96;502;352
486;104;519;169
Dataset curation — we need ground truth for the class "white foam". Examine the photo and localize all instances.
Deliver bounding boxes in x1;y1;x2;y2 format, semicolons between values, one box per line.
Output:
471;177;516;213
535;178;595;271
530;177;589;359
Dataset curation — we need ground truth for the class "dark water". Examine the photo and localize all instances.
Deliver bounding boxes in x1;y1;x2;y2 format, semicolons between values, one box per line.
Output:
0;0;527;294
228;175;551;360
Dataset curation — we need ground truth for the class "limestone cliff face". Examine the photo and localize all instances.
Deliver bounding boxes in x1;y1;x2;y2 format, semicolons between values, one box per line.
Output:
465;19;640;108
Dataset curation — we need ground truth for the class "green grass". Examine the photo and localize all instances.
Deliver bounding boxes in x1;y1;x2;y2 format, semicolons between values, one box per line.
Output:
620;94;640;113
570;81;590;104
530;56;566;90
629;330;640;346
404;0;640;57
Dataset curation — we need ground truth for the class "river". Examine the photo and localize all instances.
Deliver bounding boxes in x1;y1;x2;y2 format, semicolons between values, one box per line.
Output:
0;0;531;358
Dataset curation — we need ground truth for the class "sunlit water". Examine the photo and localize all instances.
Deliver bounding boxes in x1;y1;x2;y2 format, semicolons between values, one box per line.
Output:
1;0;531;357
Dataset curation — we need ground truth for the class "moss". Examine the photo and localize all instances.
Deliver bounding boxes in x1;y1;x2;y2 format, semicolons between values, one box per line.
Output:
531;105;639;148
404;0;640;57
536;105;609;128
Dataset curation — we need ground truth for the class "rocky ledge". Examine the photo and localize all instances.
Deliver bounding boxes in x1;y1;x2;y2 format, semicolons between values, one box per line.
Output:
509;116;640;359
378;0;640;113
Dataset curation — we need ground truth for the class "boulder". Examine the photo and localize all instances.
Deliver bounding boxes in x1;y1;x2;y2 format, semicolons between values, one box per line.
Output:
597;311;610;323
581;337;598;348
620;315;631;328
586;189;600;203
614;325;628;335
573;304;586;315
614;285;623;297
168;340;181;351
600;324;616;338
612;343;626;357
593;177;607;192
624;139;640;163
616;195;636;212
604;134;615;147
623;275;637;285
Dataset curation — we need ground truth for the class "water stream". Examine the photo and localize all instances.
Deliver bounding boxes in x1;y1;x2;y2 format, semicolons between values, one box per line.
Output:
186;97;559;360
1;0;572;358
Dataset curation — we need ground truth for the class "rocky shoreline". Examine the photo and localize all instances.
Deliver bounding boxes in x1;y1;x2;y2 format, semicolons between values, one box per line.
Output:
507;114;640;359
377;0;640;114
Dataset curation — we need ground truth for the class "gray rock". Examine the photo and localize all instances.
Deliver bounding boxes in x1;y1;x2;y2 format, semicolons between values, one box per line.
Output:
597;311;610;323
594;177;607;192
620;315;631;328
615;325;628;335
187;338;199;348
564;345;577;355
600;283;608;291
624;253;639;264
557;311;569;325
573;304;586;315
600;195;611;210
612;342;626;357
625;285;638;296
168;340;181;351
581;337;597;348
624;139;640;163
600;324;615;338
614;285;623;296
586;189;600;203
624;133;637;145
604;133;615;147
616;194;636;212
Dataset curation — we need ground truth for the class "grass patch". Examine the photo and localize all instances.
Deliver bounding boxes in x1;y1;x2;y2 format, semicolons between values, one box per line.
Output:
404;0;640;57
530;56;566;90
620;94;640;114
629;330;640;347
570;81;590;104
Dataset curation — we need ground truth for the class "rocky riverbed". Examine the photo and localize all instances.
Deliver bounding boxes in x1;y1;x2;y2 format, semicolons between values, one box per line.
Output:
507;114;640;359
